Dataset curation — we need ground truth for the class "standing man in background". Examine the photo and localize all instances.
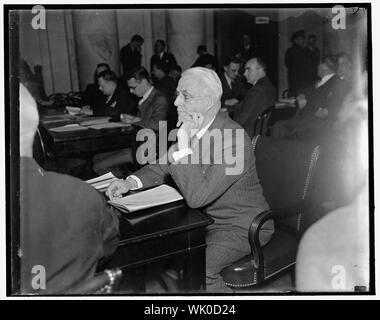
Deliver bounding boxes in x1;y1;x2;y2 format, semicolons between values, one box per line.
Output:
120;34;144;76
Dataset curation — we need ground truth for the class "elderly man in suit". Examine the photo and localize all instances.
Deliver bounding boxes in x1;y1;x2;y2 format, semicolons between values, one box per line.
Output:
233;57;277;139
19;83;120;294
272;55;350;139
92;67;168;175
106;67;273;292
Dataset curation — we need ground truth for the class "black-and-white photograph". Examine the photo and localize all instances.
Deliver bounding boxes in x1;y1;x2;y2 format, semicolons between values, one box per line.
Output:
5;2;372;299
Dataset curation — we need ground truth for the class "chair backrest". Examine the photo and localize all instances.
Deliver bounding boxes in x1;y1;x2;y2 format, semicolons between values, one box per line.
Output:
69;268;123;294
253;135;320;210
253;106;274;136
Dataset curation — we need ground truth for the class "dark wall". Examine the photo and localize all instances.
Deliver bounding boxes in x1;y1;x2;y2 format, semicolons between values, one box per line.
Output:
215;9;279;90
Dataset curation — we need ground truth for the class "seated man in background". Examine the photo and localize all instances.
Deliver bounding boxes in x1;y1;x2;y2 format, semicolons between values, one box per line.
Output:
192;45;217;70
94;70;137;121
233;57;276;139
152;61;178;131
271;55;350;139
81;63;110;111
93;67;168;175
169;64;182;85
19;83;120;294
219;56;247;113
106;67;273;292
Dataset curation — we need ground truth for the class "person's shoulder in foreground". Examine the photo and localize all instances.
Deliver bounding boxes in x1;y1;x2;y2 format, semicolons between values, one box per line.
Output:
20;157;120;294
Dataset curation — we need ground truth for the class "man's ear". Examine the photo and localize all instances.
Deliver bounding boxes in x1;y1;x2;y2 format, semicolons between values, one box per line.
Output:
224;66;228;73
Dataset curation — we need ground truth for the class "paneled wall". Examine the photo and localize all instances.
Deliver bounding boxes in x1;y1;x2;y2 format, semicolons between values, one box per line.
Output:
18;7;367;97
19;8;214;95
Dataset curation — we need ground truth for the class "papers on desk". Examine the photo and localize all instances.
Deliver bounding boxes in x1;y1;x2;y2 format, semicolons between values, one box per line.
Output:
87;122;132;130
86;172;116;192
66;106;81;115
108;184;183;213
49;124;89;132
79;116;111;126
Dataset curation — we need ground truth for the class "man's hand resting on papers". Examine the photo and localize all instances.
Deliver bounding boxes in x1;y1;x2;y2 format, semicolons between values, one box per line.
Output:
106;177;138;201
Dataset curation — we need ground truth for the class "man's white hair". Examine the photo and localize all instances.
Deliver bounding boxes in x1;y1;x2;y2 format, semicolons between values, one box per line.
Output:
182;67;223;102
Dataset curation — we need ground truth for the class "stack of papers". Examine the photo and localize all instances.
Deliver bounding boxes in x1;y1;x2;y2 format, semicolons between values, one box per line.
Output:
87;122;131;130
80;116;111;126
86;172;116;192
109;184;183;213
49;124;89;132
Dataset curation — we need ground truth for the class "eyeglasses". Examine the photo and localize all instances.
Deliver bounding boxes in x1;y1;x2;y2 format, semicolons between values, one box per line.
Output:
174;90;205;102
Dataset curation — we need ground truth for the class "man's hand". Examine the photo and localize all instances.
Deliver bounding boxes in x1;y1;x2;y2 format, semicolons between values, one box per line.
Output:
296;94;307;109
106;178;137;201
176;112;204;150
315;107;328;118
225;98;239;107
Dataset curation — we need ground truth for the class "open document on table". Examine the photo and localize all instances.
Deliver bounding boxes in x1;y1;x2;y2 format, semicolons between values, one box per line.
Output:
108;184;184;213
86;172;116;192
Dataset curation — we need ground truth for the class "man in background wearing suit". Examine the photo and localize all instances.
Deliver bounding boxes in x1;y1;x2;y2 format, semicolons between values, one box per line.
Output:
92;67;168;175
120;34;144;76
19;83;120;294
219;56;247;112
106;67;273;292
150;39;177;82
233;57;276;139
272;55;349;139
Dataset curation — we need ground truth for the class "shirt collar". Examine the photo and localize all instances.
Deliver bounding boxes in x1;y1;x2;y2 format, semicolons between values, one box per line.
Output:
224;73;233;88
139;86;154;105
316;73;335;88
159;52;164;59
196;115;216;140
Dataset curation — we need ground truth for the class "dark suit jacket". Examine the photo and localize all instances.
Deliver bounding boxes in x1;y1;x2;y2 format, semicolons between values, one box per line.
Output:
150;52;177;72
135;88;168;132
285;45;311;97
82;83;106;109
272;75;350;138
233;76;276;139
20;157;120;294
132;112;270;234
93;84;136;121
120;43;142;75
219;73;247;109
298;74;350;121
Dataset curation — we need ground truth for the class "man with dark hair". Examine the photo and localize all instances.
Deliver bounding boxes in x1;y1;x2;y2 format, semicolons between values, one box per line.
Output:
285;30;310;97
19;83;120;294
219;56;247;111
169;64;182;85
82;63;110;110
233;57;276;138
192;45;217;70
120;34;144;75
150;39;177;80
272;55;350;139
92;67;168;175
95;70;136;120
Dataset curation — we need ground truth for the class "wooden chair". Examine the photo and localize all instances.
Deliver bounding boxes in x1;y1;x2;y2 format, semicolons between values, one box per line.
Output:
68;268;123;294
221;135;320;288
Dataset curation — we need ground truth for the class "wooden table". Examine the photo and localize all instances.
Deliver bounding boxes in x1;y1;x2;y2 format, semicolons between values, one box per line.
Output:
39;113;137;158
98;200;213;293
